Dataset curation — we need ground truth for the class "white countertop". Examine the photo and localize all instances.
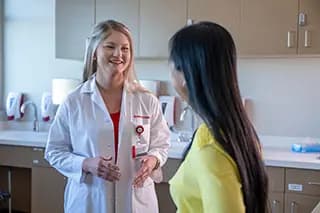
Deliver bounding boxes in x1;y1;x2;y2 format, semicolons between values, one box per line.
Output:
0;128;320;170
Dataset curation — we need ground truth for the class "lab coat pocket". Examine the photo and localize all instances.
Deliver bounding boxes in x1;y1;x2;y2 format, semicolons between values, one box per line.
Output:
133;177;155;206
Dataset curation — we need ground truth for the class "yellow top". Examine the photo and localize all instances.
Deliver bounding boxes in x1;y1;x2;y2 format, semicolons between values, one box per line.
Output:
169;124;245;213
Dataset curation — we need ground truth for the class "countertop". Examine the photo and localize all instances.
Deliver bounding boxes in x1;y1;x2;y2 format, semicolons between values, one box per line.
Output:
1;126;320;170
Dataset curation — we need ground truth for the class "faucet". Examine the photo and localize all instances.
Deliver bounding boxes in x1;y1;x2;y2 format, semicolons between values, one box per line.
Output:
180;105;196;132
20;101;39;132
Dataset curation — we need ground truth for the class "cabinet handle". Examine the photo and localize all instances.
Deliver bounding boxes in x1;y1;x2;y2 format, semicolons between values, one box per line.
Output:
271;200;279;213
33;147;43;152
33;159;39;164
308;181;320;186
287;31;295;48
290;201;297;213
304;30;311;48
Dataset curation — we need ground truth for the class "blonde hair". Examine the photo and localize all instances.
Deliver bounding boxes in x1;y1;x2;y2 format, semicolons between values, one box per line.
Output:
82;20;146;93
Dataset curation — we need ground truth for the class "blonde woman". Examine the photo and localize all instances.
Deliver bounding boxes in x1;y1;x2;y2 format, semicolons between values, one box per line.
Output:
45;20;170;213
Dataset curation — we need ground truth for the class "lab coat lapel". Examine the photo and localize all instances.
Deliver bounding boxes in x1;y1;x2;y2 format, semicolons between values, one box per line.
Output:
116;88;135;213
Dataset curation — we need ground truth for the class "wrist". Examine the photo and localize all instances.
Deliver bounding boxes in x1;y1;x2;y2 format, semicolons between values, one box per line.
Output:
152;157;160;171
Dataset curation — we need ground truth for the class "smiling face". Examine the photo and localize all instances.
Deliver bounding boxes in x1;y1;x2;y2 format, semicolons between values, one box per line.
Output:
95;30;132;84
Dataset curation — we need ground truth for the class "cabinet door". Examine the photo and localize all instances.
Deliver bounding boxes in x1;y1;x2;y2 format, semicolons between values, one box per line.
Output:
139;0;187;58
31;167;66;213
55;0;95;60
188;0;241;49
155;183;176;213
240;0;298;55
95;0;139;56
269;192;284;213
285;193;320;213
298;0;320;54
266;167;285;193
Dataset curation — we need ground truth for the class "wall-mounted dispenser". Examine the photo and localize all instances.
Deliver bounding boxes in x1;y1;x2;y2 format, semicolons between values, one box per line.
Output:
159;96;176;127
6;92;24;120
41;92;52;122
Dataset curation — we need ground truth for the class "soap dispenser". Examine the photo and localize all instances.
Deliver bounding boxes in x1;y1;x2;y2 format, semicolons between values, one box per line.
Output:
6;92;24;120
41;92;52;122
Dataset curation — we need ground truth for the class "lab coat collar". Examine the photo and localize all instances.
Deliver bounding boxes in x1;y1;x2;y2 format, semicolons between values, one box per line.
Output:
80;74;129;117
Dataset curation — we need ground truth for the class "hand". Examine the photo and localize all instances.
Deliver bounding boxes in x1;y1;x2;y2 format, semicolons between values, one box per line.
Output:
82;156;121;182
133;155;158;188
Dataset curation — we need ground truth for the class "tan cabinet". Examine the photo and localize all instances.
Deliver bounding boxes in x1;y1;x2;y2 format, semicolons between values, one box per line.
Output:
55;0;95;60
239;0;298;55
156;158;182;213
139;0;187;58
298;0;320;54
285;194;320;213
95;0;140;56
267;167;285;213
285;168;320;212
188;0;241;48
240;0;320;56
31;167;65;213
0;145;65;213
270;192;285;213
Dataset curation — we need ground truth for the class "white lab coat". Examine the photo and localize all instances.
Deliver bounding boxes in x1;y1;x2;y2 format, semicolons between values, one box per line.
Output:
45;75;170;213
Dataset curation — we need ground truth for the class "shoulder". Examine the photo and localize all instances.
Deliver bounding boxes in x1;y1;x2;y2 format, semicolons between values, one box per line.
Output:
190;124;239;176
131;90;159;105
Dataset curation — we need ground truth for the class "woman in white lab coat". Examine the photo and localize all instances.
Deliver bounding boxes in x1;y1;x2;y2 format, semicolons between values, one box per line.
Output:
45;20;170;213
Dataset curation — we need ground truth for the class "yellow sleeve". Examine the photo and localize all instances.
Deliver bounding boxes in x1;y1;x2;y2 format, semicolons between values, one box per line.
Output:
196;145;245;213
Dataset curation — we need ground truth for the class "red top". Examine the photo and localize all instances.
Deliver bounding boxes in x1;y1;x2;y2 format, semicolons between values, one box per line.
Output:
110;111;120;162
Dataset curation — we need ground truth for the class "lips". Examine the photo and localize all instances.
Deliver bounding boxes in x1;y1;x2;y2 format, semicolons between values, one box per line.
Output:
109;60;123;65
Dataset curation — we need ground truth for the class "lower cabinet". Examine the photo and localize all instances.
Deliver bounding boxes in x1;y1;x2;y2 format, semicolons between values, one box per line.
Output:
0;145;65;213
156;159;182;213
267;166;320;213
31;167;65;213
269;192;285;213
285;193;320;213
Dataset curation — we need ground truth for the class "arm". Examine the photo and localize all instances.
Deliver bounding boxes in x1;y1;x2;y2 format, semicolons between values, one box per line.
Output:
147;96;170;166
44;101;87;183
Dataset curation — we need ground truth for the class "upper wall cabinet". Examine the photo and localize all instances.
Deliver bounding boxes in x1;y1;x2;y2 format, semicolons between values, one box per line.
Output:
95;0;140;56
239;0;320;56
188;0;241;49
139;0;187;58
239;0;298;55
55;0;94;60
298;0;320;54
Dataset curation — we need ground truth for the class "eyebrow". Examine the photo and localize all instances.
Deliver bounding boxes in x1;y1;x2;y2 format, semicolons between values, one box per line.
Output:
104;41;129;46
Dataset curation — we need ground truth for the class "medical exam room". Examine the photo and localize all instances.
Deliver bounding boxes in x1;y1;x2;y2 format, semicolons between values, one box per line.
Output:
0;0;320;213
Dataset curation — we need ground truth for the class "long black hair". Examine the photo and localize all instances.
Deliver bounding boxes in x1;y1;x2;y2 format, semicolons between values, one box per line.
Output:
169;22;269;213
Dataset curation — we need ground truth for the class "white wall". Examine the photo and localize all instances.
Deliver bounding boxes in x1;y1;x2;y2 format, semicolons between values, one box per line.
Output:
2;0;320;137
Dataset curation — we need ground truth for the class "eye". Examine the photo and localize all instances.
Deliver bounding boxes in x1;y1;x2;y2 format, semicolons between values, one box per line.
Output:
122;47;129;52
104;44;114;49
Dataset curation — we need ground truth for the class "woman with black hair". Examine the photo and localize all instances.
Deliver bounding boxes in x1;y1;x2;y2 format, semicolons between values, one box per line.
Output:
168;22;269;213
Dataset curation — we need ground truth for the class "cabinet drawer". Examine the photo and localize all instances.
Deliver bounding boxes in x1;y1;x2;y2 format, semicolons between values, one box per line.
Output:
286;168;320;196
0;145;33;168
285;193;320;213
266;166;285;192
31;147;50;167
162;159;182;182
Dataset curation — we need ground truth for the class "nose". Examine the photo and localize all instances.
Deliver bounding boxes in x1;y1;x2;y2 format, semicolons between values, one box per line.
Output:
113;47;122;57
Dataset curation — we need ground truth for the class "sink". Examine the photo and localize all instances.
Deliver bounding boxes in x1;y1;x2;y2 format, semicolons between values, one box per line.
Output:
0;130;48;143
